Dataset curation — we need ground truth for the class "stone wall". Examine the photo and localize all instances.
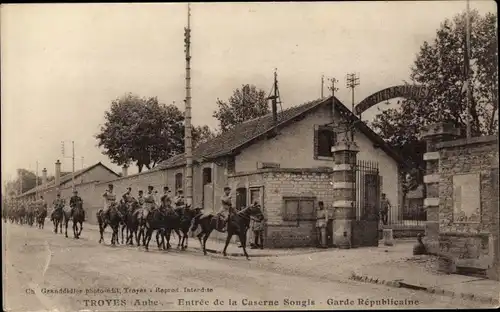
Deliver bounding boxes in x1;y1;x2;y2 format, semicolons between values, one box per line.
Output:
422;129;499;280
227;168;334;248
435;136;499;280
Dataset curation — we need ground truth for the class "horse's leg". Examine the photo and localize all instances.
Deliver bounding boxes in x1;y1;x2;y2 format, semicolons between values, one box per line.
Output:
222;231;232;257
202;230;213;256
73;220;77;238
239;232;250;260
155;230;161;250
79;221;83;237
144;228;153;251
175;229;182;249
121;224;126;244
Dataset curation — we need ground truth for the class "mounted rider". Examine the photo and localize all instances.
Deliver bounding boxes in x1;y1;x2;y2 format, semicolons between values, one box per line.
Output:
69;190;84;220
122;187;134;204
137;190;145;207
51;193;65;220
217;186;233;232
142;185;157;218
173;189;185;214
160;186;172;206
101;184;117;219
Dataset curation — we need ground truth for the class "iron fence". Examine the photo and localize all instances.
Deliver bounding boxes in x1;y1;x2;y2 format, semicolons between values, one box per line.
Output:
383;204;426;228
355;160;380;221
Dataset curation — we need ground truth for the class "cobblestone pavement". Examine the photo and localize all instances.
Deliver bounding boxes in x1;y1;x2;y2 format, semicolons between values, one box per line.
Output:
2;222;490;311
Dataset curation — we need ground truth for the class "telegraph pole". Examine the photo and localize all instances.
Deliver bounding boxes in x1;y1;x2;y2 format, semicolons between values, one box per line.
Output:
328;77;339;126
72;141;75;191
35;161;39;198
184;3;193;206
321;75;325;99
465;0;472;138
346;73;360;141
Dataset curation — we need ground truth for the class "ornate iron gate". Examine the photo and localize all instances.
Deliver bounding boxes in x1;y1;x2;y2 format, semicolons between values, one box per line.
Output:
352;160;381;247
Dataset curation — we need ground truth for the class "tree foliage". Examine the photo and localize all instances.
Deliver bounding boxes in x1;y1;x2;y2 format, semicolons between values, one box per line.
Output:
213;84;270;132
192;125;218;148
96;94;185;173
4;169;47;195
371;10;498;192
96;93;217;172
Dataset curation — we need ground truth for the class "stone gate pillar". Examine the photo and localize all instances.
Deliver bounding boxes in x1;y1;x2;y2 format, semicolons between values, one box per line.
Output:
420;122;459;251
332;141;359;249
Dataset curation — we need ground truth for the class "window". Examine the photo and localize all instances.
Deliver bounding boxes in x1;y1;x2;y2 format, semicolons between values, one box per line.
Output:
236;187;247;210
282;197;316;222
202;167;212;185
314;125;336;158
175;173;183;191
249;188;261;206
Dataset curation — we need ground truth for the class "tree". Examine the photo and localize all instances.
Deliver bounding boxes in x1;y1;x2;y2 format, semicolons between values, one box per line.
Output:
192;125;218;148
5;169;43;195
371;10;497;193
213;84;270;132
96;93;185;173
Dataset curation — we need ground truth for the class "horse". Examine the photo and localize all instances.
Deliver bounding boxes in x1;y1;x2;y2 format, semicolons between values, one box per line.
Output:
123;200;141;246
142;207;168;251
26;205;35;227
191;204;264;260
36;206;47;229
51;207;64;234
164;206;202;250
71;201;85;239
116;200;130;244
97;203;122;246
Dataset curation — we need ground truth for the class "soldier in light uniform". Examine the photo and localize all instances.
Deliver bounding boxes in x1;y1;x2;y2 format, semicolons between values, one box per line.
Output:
102;184;117;219
122;187;133;204
217;186;232;232
142;185;157;219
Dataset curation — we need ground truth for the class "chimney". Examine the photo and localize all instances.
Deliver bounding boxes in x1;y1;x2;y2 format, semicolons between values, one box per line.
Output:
42;168;48;185
122;164;129;177
55;160;61;188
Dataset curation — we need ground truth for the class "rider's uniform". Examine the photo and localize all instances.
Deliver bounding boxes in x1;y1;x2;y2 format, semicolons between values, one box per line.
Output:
142;191;157;219
122;191;133;204
69;195;83;216
137;194;145;207
52;197;65;219
102;190;116;215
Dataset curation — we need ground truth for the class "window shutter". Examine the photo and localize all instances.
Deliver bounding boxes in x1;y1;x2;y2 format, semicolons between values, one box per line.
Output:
283;199;299;221
299;199;315;220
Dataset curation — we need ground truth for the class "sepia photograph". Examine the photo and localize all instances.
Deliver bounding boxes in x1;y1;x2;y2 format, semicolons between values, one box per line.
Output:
1;1;499;311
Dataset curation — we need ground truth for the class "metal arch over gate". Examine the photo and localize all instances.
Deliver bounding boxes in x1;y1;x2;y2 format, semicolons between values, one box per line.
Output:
354;85;429;115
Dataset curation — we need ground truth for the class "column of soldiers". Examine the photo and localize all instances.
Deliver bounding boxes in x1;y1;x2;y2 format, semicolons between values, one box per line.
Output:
100;184;186;220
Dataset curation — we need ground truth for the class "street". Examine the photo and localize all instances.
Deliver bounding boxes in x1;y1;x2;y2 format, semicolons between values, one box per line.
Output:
2;221;486;311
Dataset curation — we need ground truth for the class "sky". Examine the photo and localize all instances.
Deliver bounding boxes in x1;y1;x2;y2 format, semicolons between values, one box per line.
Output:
1;1;497;183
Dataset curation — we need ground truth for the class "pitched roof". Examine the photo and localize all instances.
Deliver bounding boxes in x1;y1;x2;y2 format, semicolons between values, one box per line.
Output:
157;96;406;169
19;162;119;197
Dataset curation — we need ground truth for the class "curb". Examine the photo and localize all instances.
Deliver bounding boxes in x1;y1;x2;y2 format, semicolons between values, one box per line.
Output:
349;272;499;306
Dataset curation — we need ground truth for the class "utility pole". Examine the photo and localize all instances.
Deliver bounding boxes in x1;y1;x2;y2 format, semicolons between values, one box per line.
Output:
72;141;75;191
328;77;339;125
61;140;76;191
81;157;84;170
465;0;472;138
346;73;360;141
35;161;39;198
321;75;325;98
184;2;193;206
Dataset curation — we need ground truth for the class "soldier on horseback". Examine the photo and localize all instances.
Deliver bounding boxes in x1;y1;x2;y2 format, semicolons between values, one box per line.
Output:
137;190;145;207
216;186;232;232
122;187;133;204
69;190;84;220
142;185;157;218
173;189;185;213
160;186;172;207
51;193;65;220
102;184;117;220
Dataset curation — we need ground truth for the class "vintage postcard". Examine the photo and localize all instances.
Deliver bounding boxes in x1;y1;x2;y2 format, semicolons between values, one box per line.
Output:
2;1;499;311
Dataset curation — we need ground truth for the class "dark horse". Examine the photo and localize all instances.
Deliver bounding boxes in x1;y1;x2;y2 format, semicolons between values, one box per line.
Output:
51;207;64;234
36;205;47;229
164;206;202;250
191;204;264;260
70;201;85;239
123;199;141;246
97;203;122;246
